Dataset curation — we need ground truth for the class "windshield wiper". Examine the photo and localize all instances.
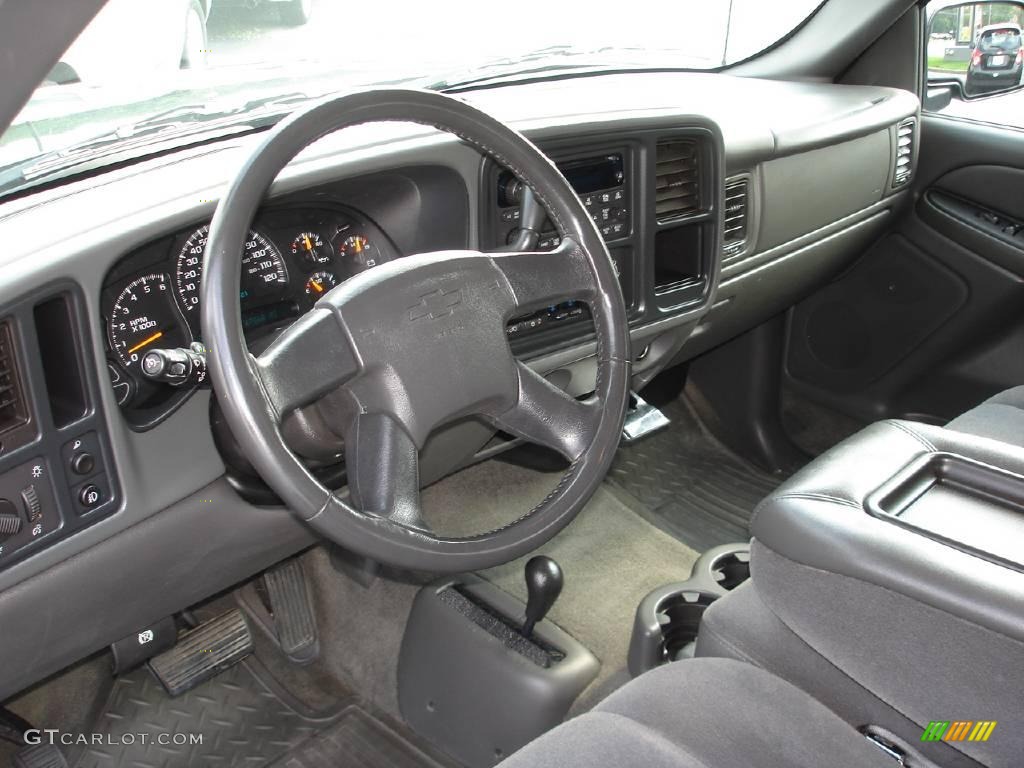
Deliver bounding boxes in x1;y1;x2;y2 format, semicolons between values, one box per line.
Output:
0;91;317;198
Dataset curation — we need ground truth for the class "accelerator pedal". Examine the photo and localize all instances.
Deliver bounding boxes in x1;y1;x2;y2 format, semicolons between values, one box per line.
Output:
148;609;252;696
621;391;670;443
263;558;319;664
13;745;68;768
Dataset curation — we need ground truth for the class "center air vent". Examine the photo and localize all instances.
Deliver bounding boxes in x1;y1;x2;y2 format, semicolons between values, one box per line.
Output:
723;177;749;260
655;140;700;221
0;322;28;437
893;118;915;187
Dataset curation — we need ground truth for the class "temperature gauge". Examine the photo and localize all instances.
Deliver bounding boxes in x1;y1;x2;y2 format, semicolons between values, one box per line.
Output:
304;271;337;301
291;231;329;266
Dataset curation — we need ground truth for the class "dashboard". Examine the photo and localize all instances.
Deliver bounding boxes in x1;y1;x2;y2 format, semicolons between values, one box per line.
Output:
102;202;399;427
0;70;920;703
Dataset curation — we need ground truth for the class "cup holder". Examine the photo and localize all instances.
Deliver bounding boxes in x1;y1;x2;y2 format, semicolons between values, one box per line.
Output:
658;590;718;662
710;552;751;591
628;543;751;677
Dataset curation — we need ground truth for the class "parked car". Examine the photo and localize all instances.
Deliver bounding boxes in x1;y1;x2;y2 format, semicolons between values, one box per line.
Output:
215;0;313;26
51;0;210;84
966;22;1023;93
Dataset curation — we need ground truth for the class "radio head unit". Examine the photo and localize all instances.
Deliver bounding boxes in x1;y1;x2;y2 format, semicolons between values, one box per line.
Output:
496;152;630;246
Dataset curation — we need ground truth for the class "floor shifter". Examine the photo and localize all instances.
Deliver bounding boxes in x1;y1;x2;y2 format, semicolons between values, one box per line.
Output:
521;556;563;638
400;556;598;767
621;391;671;443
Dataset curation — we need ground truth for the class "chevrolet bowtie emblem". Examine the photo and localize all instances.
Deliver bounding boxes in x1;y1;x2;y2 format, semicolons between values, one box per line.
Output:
407;287;463;321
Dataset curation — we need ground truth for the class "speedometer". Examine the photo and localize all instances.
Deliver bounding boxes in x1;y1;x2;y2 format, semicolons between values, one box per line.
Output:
174;226;288;316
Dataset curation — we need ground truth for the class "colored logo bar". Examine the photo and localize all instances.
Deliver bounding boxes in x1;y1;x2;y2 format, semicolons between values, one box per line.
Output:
921;721;997;742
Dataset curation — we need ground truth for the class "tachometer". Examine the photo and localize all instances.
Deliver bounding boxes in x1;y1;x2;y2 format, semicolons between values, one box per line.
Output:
108;274;190;369
174;226;288;316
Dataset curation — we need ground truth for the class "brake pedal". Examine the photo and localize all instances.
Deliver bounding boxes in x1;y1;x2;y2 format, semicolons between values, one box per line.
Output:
263;558;319;664
148;609;252;696
621;392;670;443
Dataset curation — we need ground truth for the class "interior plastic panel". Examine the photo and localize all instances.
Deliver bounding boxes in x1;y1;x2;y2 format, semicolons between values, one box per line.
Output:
758;130;890;251
787;232;968;392
0;477;314;702
784;113;1024;424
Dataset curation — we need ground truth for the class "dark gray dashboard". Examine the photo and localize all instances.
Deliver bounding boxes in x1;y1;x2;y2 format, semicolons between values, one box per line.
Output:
0;71;919;701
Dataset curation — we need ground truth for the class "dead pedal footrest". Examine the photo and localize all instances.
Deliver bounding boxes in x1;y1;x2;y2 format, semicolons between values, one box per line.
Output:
148;609;252;696
263;558;319;664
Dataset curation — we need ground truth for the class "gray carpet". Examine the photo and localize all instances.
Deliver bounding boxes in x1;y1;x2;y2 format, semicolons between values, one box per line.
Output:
306;459;700;722
426;461;701;713
608;398;783;551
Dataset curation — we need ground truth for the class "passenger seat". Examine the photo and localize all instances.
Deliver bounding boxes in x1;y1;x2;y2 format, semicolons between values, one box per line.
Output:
945;386;1024;446
498;657;895;768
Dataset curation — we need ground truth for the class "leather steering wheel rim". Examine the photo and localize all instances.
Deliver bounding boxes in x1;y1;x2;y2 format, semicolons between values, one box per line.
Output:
203;88;630;572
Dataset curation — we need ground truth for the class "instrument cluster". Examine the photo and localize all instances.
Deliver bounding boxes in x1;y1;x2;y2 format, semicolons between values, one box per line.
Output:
101;204;398;424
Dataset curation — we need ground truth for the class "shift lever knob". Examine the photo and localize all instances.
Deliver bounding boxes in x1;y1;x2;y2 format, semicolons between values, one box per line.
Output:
522;555;563;638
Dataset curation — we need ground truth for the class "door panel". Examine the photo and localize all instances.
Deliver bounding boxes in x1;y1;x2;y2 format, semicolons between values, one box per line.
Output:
785;114;1024;425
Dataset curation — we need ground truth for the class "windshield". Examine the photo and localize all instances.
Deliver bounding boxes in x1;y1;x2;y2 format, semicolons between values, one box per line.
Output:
0;0;823;197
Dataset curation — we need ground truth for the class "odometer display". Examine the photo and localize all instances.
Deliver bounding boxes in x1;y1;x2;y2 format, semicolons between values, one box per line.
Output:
174;226;288;316
108;274;189;369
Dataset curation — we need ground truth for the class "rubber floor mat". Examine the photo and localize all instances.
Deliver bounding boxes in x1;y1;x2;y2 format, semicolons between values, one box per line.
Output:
71;660;442;768
268;706;446;768
608;398;785;552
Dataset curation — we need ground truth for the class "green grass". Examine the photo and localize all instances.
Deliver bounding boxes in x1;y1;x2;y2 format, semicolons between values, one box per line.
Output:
928;56;969;72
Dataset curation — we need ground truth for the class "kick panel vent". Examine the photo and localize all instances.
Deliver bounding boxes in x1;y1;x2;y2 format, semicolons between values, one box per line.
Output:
723;177;749;260
0;322;28;437
655;139;701;221
893;118;915;187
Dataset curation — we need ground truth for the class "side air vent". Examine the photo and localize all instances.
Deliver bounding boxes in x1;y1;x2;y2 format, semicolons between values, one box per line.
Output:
655;140;701;221
723;177;749;260
893;118;915;187
0;322;28;437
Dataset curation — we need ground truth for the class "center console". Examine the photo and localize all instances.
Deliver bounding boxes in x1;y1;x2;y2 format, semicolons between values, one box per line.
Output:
696;419;1024;766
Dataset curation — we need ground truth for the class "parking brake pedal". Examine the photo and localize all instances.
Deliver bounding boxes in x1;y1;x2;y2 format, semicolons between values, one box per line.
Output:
262;558;319;664
621;392;670;443
148;609;252;696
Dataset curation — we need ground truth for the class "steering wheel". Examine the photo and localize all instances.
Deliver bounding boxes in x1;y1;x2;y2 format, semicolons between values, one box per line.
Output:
202;89;630;572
